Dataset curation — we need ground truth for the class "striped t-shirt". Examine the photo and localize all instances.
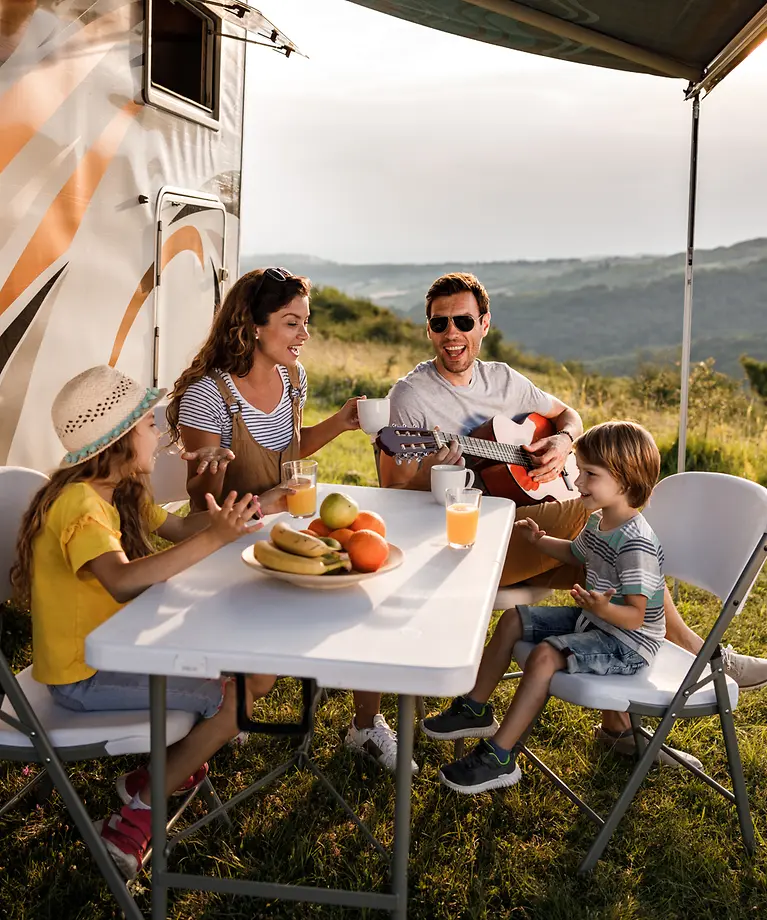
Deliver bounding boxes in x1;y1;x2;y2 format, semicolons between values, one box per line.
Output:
571;511;665;663
178;366;307;452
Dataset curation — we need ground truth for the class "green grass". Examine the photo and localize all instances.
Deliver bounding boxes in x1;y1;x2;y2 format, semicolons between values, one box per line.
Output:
4;347;767;918
3;578;767;919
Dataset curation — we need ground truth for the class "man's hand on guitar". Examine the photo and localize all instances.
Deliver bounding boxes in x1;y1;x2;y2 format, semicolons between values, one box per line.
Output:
516;518;546;543
523;433;572;483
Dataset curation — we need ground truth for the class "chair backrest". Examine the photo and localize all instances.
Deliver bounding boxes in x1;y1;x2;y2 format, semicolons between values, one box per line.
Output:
643;472;767;605
150;405;189;506
0;467;50;604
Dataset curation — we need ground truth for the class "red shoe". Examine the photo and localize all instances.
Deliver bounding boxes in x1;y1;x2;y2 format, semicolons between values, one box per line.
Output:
95;805;152;879
115;763;209;806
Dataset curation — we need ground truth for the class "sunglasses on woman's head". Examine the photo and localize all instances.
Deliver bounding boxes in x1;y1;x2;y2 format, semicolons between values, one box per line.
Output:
428;314;479;334
264;267;292;281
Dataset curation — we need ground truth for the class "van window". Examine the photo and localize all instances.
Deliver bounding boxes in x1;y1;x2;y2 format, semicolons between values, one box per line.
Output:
144;0;220;128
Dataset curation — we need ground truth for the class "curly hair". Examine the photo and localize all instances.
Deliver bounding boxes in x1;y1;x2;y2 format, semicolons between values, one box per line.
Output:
10;436;155;608
166;268;311;445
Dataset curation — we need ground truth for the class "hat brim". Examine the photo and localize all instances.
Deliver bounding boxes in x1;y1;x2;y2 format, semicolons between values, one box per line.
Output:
59;388;168;468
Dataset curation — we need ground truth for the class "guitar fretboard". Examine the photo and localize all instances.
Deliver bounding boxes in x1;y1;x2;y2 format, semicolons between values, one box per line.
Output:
433;430;533;469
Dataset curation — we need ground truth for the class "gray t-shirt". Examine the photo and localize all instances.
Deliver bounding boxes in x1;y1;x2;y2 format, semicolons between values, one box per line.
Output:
387;359;554;437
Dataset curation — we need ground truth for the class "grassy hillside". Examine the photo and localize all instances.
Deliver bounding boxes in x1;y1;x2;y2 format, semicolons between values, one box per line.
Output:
244;238;767;377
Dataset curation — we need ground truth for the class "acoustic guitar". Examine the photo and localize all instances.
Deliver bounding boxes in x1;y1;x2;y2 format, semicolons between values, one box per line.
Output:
376;413;580;506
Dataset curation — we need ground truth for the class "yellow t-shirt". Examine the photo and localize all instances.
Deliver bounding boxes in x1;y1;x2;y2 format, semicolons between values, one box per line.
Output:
31;482;168;685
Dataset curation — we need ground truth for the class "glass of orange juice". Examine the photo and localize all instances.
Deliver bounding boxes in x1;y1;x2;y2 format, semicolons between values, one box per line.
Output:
281;459;318;519
445;487;482;549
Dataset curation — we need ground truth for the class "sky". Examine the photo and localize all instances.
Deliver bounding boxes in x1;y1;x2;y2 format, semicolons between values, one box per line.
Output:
241;0;767;264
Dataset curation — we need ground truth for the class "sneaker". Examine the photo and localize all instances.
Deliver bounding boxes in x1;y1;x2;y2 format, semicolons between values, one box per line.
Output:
95;805;152;879
343;713;418;774
721;645;767;691
115;763;209;806
439;739;522;794
594;726;703;771
421;696;500;741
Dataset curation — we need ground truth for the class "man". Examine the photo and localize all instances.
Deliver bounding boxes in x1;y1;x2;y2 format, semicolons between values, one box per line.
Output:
380;272;767;760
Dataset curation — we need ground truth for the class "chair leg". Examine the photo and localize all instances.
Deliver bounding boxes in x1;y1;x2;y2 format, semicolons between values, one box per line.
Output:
415;696;425;721
715;673;755;853
579;718;678;873
0;769;48;818
196;775;232;829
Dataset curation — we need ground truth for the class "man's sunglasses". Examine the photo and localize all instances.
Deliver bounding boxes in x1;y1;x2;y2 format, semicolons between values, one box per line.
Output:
428;314;480;334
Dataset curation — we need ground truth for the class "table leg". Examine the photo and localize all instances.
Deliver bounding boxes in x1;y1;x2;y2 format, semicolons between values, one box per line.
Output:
150;675;168;920
392;694;415;920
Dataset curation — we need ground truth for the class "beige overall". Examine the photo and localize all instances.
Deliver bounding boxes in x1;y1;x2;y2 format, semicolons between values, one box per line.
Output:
191;367;302;510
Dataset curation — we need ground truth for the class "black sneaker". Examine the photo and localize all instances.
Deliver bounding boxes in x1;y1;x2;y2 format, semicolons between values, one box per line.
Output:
438;739;522;794
421;696;500;741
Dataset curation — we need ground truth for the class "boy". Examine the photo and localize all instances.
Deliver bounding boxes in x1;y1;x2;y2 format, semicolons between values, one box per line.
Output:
422;420;665;793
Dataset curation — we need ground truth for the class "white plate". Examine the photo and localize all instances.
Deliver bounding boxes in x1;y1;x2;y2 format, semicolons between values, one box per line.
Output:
241;542;404;590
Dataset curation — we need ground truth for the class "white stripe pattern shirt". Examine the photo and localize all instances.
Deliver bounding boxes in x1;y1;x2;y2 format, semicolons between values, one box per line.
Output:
178;366;307;452
571;511;666;663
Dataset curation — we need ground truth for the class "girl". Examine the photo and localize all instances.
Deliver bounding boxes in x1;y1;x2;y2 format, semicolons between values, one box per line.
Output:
166;267;417;775
11;364;276;879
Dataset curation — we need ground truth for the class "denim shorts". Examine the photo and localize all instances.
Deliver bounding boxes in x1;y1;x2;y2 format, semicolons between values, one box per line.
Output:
48;670;226;720
517;605;647;676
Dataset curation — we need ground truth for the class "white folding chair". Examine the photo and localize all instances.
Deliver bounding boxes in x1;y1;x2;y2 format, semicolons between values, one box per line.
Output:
0;467;225;917
151;404;189;512
511;471;767;872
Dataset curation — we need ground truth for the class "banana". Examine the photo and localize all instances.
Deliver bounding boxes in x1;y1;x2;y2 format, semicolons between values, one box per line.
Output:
317;536;343;551
270;521;328;557
253;541;330;575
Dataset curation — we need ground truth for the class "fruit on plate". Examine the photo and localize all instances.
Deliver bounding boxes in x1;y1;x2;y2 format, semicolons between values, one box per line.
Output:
319;492;359;530
270;521;328;558
306;518;331;537
252;541;348;576
317;536;343;551
328;528;354;549
349;510;386;537
347;529;389;573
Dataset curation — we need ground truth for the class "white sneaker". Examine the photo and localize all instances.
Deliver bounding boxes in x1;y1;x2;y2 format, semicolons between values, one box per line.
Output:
343;714;418;774
721;645;767;691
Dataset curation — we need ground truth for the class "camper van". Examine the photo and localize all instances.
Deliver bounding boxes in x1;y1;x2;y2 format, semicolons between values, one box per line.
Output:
0;0;297;472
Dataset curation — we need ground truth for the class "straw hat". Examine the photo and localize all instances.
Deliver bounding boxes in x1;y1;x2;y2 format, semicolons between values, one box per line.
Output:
53;365;166;467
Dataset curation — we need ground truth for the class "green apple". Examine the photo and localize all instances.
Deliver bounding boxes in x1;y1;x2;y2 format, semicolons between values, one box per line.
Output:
320;492;359;530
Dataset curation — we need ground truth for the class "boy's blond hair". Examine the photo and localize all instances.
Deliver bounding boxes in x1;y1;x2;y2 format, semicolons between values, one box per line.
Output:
574;420;661;508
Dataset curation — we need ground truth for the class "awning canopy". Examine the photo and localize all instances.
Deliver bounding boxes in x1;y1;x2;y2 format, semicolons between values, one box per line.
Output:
347;0;767;94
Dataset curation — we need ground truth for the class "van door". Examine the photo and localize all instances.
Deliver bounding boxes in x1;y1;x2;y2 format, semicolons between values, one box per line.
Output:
153;186;227;389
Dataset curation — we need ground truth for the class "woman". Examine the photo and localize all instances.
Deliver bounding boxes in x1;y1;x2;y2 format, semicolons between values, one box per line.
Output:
167;267;416;775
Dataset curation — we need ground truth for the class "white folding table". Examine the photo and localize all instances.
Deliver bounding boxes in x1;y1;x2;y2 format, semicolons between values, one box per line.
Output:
86;483;515;919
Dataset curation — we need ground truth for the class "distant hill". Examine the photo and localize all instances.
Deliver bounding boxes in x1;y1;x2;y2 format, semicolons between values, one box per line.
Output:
242;238;767;377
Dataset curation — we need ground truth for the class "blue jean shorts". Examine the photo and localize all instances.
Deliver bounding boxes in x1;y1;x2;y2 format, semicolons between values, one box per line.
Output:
48;670;226;720
517;605;647;676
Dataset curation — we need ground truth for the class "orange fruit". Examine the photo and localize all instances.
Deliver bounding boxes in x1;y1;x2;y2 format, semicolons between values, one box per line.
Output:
328;528;355;550
349;510;386;538
307;518;331;537
347;529;389;573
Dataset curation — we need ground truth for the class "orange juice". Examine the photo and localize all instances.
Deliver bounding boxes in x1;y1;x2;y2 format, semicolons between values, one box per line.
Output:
286;478;317;518
446;502;480;547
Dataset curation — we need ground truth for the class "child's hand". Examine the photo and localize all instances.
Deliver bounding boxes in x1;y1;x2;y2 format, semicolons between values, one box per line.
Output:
571;583;616;616
205;491;262;544
258;483;297;516
182;446;235;476
516;517;546;543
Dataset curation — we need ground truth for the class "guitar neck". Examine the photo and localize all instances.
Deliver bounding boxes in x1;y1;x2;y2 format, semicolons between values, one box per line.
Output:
435;430;530;467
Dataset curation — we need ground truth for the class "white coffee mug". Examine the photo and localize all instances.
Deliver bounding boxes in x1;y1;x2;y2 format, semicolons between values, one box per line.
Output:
431;464;476;505
357;397;391;435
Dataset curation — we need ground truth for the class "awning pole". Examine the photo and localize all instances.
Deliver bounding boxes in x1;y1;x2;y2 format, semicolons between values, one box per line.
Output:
677;93;701;476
